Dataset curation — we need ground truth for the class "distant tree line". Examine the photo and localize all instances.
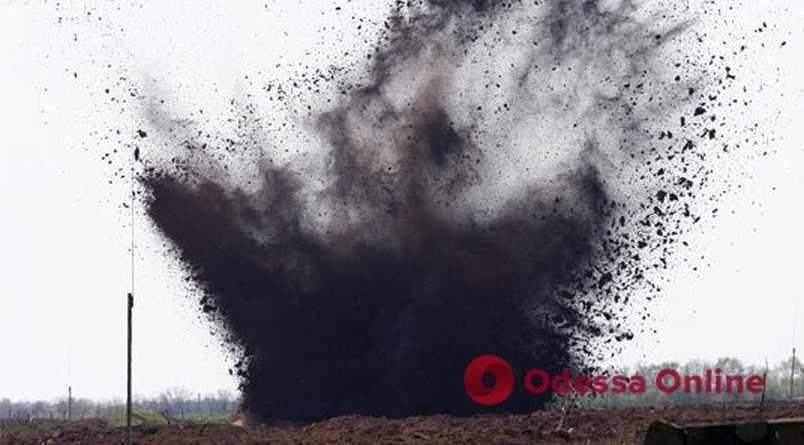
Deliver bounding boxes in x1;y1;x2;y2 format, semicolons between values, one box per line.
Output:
1;356;802;420
582;356;804;408
0;388;239;421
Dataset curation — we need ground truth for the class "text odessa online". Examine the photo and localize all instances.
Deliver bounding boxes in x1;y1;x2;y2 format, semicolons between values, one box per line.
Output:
525;368;765;395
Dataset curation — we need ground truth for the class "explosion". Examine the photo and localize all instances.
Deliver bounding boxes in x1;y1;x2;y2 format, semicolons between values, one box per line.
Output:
140;0;747;419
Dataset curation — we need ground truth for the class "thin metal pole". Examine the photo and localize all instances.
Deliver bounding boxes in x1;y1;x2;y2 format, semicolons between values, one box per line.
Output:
67;386;72;421
127;140;137;445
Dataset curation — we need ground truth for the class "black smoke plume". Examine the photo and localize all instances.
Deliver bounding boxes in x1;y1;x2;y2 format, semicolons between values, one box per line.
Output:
141;0;739;419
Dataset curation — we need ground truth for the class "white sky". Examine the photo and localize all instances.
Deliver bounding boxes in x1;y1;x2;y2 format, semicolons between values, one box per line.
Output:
1;0;803;402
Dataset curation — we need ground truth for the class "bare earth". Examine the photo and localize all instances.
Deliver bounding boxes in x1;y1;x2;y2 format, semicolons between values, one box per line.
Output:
2;401;802;444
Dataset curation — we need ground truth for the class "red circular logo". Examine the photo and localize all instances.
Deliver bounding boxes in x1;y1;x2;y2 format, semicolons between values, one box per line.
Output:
463;355;514;405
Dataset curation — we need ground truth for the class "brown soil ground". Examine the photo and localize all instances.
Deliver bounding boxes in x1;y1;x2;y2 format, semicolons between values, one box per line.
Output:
2;401;802;444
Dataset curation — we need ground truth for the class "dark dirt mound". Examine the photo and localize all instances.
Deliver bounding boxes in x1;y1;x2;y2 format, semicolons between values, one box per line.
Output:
4;401;803;444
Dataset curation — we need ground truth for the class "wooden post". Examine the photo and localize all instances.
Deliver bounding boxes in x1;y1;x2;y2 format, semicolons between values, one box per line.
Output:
126;293;133;445
791;347;797;399
67;386;72;421
758;369;767;418
758;358;768;418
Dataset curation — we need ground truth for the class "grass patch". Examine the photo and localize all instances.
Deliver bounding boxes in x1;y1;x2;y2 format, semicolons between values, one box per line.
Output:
101;411;230;427
102;411;168;427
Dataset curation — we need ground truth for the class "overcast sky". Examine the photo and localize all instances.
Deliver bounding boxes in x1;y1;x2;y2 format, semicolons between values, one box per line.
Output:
1;0;803;402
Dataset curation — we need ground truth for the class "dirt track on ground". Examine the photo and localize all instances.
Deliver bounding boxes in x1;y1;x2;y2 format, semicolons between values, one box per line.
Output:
2;401;803;444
